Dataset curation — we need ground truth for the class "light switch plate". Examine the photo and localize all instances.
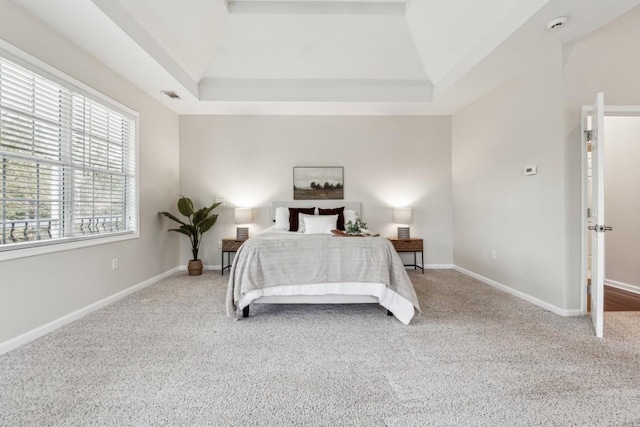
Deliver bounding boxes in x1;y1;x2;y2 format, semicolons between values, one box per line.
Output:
524;165;538;176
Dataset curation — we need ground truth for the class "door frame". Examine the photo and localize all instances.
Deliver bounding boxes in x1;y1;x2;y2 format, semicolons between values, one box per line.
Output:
580;105;640;315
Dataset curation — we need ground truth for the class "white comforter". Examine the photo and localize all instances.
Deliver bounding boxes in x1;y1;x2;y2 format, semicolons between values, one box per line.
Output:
226;227;420;324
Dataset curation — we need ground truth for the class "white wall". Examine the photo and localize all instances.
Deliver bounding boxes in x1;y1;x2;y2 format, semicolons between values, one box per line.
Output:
451;5;640;314
452;48;567;309
179;115;453;268
0;2;180;344
603;116;640;291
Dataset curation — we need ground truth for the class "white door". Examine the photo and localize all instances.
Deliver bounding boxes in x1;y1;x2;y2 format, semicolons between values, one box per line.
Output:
589;92;606;338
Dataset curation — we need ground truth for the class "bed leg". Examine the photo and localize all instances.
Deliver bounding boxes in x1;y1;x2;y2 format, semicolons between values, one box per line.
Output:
387;310;393;316
243;305;250;318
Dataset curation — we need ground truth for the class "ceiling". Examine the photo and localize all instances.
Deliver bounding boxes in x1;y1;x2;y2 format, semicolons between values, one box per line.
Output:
10;0;640;115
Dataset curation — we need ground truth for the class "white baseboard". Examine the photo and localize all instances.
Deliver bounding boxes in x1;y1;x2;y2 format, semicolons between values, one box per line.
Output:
0;266;181;356
453;265;583;317
425;264;454;269
178;264;222;271
605;278;640;295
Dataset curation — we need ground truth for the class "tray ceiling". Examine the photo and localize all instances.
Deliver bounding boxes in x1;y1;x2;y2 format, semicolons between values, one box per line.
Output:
9;0;640;115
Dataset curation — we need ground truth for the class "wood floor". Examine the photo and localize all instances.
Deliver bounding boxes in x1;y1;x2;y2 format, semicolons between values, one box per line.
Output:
605;285;640;311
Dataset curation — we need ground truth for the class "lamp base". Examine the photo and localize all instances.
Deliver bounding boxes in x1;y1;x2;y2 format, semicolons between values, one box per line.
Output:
236;227;249;241
397;226;410;240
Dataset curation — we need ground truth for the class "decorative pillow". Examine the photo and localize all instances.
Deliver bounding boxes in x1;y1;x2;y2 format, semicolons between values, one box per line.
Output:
275;207;290;230
318;207;345;230
304;214;338;234
344;209;358;225
297;213;315;233
288;207;315;232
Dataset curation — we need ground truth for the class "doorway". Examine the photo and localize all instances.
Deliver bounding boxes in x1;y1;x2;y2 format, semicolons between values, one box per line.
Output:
582;104;640;337
601;115;640;310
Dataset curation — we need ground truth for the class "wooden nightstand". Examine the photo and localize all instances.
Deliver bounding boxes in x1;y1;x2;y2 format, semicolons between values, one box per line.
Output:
221;238;245;275
388;238;424;273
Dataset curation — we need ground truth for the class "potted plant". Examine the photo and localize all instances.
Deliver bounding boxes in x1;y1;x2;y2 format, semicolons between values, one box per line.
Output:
159;196;222;276
344;218;368;235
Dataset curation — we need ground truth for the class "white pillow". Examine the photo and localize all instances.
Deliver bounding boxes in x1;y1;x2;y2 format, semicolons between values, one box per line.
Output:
298;213;315;233
304;214;338;234
344;209;358;226
274;207;289;230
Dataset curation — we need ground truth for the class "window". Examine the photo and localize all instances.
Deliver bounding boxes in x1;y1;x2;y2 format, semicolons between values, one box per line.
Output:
0;52;137;256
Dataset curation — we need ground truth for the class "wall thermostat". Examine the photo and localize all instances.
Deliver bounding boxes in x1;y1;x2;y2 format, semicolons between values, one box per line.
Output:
524;165;538;176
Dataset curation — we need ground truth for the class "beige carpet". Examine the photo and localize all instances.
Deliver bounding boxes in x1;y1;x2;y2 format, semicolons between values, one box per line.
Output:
1;270;640;426
604;311;640;339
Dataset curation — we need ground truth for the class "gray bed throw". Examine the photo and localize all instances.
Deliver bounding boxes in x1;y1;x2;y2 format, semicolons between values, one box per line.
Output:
226;231;421;318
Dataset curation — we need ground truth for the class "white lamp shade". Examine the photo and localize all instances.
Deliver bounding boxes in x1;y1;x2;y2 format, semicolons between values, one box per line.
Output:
393;207;412;225
234;208;253;225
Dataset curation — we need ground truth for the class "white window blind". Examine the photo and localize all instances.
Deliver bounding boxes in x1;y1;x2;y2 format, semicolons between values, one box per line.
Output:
0;55;136;250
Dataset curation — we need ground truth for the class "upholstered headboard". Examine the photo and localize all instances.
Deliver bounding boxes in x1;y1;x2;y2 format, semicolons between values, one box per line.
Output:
271;201;361;221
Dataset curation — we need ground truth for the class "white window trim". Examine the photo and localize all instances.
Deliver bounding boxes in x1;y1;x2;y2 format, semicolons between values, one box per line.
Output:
0;40;140;262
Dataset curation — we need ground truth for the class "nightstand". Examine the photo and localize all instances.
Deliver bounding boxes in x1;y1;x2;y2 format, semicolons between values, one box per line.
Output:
221;238;244;275
388;238;424;274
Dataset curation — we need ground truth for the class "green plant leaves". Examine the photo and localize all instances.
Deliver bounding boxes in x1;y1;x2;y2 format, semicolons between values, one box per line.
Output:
168;226;194;237
192;207;207;225
197;214;218;233
345;218;368;235
158;211;186;226
177;197;194;217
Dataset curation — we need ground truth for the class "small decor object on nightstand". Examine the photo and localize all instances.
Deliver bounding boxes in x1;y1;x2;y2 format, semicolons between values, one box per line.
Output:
234;207;252;241
393;207;412;239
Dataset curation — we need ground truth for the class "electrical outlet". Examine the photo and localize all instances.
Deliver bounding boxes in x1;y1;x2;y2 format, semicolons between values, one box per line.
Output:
112;258;118;270
490;250;496;261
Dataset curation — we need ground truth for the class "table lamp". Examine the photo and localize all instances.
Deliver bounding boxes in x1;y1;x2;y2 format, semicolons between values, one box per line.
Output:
234;208;252;241
393;207;412;239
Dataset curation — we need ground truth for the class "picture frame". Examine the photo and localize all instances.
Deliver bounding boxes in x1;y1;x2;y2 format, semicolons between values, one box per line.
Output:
293;166;344;200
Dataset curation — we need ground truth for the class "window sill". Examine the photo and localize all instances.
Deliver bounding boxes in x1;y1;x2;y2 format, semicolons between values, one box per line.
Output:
0;232;139;262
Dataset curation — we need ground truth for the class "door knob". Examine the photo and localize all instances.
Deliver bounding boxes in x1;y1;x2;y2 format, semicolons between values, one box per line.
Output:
588;225;613;232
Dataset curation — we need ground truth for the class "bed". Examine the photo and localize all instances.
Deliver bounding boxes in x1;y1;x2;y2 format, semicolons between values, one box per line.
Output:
225;201;421;324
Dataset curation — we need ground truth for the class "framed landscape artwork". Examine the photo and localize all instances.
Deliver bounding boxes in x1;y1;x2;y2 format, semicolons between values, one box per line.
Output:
293;167;344;200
